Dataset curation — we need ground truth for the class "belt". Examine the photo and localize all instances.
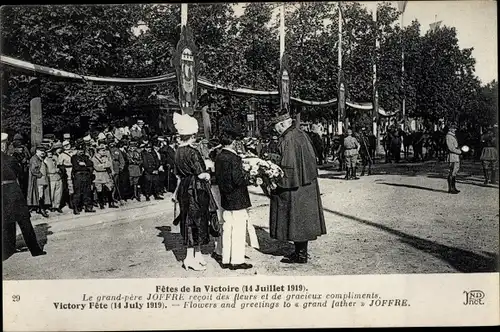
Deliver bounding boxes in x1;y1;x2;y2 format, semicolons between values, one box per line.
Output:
345;148;357;150
2;180;17;185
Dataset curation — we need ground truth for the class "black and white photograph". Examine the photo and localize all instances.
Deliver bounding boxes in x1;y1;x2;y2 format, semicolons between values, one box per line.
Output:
1;1;498;329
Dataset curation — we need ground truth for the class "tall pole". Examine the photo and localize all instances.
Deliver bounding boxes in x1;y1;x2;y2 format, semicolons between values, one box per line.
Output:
337;2;343;135
372;6;380;152
280;4;285;60
279;3;298;128
181;4;188;27
400;10;406;131
29;77;43;150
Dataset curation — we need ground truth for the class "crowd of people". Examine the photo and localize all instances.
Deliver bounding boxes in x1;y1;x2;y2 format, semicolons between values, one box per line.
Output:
4;119;179;218
2;112;497;267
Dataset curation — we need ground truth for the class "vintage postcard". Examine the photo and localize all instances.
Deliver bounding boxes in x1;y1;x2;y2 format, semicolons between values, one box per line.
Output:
1;1;499;330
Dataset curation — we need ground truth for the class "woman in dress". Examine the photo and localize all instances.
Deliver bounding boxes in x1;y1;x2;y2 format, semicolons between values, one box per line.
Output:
172;114;218;271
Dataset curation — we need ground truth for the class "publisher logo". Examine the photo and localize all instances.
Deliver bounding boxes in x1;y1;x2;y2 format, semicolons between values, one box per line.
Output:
463;290;485;306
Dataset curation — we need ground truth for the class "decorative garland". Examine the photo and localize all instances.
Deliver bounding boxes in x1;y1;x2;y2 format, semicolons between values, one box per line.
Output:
0;55;395;115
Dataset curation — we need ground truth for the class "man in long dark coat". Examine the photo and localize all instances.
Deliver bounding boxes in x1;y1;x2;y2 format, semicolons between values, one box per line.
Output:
141;142;163;201
269;113;327;264
2;133;46;259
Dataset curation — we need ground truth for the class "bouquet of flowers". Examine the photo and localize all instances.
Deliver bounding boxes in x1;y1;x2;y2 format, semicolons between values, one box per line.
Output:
240;154;284;194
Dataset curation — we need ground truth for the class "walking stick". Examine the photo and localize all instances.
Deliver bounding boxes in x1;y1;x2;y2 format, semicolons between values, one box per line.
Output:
361;134;373;165
167;164;171;193
109;170;124;206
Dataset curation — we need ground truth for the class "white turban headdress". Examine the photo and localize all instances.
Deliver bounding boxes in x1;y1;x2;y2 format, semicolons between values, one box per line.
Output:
173;112;199;135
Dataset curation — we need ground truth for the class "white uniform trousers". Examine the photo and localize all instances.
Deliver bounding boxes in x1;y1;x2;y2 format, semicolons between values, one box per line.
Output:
48;176;62;209
221;209;248;265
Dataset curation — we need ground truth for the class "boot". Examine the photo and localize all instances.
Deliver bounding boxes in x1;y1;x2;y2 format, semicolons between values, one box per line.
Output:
352;167;359;180
97;191;105;209
451;176;460;194
68;194;74;209
107;189;119;208
194;251;207;266
84;202;96;212
183;248;206;271
360;165;366;176
447;176;455;194
38;199;49;218
483;167;489;185
281;242;308;264
135;185;141;202
367;165;372;176
344;168;350;180
92;190;99;207
490;169;497;184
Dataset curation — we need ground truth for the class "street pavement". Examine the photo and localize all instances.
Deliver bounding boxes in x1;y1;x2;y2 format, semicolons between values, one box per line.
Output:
3;160;498;280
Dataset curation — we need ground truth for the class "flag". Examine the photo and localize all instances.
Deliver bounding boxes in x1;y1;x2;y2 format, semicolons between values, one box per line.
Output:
429;20;442;32
397;1;408;13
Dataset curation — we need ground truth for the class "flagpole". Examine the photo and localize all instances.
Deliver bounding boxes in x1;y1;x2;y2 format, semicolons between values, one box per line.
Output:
280;3;285;60
181;4;188;27
372;6;380;151
401;9;405;131
337;1;343;135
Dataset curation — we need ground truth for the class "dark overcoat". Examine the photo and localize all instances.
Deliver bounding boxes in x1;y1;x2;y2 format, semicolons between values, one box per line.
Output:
2;152;30;226
27;155;50;206
270;127;327;242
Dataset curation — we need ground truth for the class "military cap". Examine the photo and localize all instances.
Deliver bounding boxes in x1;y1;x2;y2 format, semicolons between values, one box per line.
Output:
270;112;291;126
51;142;62;150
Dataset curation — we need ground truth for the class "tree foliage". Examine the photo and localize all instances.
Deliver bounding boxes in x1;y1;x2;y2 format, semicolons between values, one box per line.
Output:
0;3;496;137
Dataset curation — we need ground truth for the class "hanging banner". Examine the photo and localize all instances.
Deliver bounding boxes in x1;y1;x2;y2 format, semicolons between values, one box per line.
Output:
173;26;199;116
279;52;291;113
338;70;346;120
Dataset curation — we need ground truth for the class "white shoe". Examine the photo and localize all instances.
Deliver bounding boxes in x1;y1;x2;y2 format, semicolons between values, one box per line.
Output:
195;252;207;266
183;257;206;271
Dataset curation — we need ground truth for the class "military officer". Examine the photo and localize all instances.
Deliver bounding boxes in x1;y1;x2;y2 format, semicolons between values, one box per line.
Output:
127;141;143;201
445;123;462;194
343;129;360;180
71;140;96;214
92;144;118;209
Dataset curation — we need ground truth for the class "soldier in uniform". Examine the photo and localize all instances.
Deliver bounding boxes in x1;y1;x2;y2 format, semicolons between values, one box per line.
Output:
359;128;372;176
44;147;63;213
2;133;46;259
27;145;50;217
127;141;143;201
92;144;118;209
343;129;360;180
10;137;31;198
445;123;462;194
108;139;125;204
161;136;178;193
71;140;96;214
480;126;498;185
58;140;76;209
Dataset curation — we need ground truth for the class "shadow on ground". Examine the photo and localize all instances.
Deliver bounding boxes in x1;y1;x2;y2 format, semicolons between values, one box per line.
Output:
253;225;294;257
321;160;499;190
323;208;499;273
156;226;215;262
377;182;449;194
15;223;53;251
